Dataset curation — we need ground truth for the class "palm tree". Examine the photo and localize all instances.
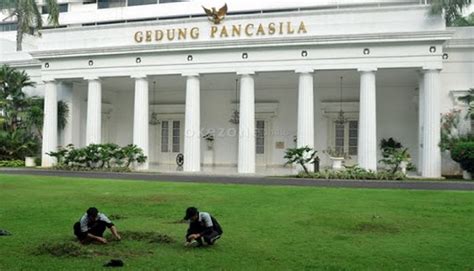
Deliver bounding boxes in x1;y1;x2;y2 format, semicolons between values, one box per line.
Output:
0;0;59;51
430;0;473;26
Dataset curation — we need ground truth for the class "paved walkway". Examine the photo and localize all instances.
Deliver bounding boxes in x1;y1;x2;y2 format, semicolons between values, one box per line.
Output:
1;168;473;191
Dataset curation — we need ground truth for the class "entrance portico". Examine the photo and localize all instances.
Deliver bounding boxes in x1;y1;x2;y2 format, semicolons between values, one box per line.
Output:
37;5;448;177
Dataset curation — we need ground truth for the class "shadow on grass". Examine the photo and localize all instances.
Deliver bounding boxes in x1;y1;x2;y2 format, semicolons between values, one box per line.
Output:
353;222;400;234
34;231;175;258
121;231;175;244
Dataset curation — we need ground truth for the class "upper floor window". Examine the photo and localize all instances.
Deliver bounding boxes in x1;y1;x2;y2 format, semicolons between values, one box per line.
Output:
98;0;126;9
128;0;157;6
83;0;97;4
0;23;17;32
42;3;68;14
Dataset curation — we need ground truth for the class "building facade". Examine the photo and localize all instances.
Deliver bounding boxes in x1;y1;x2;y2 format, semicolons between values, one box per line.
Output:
1;0;473;176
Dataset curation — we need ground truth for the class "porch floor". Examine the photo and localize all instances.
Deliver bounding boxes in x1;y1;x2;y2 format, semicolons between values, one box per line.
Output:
148;164;296;176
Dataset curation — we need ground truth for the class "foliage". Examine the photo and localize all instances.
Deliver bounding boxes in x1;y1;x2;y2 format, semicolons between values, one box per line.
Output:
430;0;473;26
0;65;69;160
440;109;462;151
0;129;40;160
458;88;474;119
451;12;474;26
380;138;402;154
450;136;474;175
202;133;214;141
48;144;147;170
0;159;25;167
284;146;317;175
379;148;416;174
379;138;414;174
298;166;407;180
23;97;69;139
0;0;60;51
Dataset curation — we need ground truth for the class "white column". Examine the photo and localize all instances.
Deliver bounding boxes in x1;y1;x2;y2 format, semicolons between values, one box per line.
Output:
238;72;256;174
41;80;58;167
358;68;377;171
85;77;102;145
133;76;149;170
417;71;425;174
422;69;442;178
296;69;314;149
183;73;201;172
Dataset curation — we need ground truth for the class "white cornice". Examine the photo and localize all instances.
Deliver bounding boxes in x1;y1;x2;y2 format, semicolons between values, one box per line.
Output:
40;5;432;34
30;30;454;59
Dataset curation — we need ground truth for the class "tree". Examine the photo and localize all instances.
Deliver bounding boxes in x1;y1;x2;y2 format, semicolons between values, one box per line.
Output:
284;146;317;175
430;0;473;26
0;64;69;160
0;0;59;51
23;97;69;139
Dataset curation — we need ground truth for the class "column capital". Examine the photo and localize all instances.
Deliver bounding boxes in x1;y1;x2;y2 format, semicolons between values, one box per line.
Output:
421;67;442;73
131;74;148;79
358;67;378;73
42;78;57;83
236;70;255;76
84;76;101;81
295;67;314;74
182;72;199;77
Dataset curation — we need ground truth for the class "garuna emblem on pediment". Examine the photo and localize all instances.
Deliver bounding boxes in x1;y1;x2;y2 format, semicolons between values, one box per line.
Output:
202;3;228;24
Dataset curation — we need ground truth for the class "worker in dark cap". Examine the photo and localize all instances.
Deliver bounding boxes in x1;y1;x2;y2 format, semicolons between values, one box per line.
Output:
183;207;223;247
73;207;121;244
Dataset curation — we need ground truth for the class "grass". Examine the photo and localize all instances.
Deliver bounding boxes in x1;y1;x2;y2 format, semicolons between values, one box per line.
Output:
0;174;473;270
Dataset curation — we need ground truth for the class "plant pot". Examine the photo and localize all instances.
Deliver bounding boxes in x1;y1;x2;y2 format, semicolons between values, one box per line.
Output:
25;157;36;167
206;140;214;151
400;161;408;174
330;157;344;170
463;170;472;180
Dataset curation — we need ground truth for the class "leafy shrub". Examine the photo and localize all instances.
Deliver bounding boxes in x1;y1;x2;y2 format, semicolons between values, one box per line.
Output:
0;160;25;167
297;166;406;180
450;140;474;175
379;138;415;174
47;144;147;171
284;146;317;175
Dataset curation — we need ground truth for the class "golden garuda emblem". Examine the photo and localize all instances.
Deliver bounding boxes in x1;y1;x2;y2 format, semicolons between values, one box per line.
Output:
202;3;228;24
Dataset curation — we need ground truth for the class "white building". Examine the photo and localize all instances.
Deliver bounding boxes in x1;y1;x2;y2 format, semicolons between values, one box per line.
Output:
1;0;473;176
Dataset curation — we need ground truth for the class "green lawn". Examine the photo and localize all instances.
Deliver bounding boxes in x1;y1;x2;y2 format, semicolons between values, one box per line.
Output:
0;174;473;270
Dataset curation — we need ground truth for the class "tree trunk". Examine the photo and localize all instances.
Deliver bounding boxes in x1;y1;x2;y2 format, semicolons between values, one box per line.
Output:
16;17;23;51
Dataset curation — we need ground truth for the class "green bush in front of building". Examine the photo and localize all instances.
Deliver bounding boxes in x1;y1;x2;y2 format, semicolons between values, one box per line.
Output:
47;143;147;171
297;166;407;180
450;138;474;176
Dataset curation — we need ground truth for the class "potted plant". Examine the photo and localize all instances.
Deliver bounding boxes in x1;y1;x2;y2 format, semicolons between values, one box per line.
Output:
324;148;348;170
203;133;215;150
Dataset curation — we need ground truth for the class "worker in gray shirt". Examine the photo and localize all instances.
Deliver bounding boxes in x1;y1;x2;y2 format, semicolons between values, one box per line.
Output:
184;207;223;247
73;207;121;244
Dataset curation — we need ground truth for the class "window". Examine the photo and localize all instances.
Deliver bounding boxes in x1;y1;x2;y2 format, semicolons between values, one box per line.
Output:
335;123;344;154
0;23;17;32
348;121;358;155
161;121;169;153
42;4;68;14
172;121;180;153
83;0;97;4
333;120;358;156
128;0;157;6
256;120;265;154
98;0;126;9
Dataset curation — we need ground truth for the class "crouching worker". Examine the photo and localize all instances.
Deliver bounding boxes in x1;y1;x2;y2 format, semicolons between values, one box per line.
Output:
184;207;223;247
73;207;121;244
